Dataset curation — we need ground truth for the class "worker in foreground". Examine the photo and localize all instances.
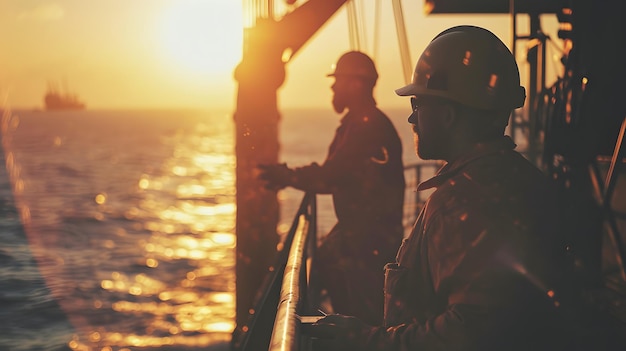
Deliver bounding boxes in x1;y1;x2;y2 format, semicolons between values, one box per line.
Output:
308;25;597;351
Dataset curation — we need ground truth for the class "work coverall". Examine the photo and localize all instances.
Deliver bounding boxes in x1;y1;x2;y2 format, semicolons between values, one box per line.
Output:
291;105;405;325
348;136;578;350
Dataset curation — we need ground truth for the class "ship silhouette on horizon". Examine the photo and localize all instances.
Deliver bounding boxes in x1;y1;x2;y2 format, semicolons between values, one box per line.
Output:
44;81;85;111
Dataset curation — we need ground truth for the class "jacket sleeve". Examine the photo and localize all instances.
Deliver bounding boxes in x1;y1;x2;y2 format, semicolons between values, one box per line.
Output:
289;117;385;193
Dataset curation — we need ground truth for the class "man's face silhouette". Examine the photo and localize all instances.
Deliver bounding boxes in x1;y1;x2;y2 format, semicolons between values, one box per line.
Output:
409;96;453;160
330;75;356;114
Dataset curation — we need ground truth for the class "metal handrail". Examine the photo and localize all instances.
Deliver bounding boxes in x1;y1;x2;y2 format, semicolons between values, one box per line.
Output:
268;213;310;351
234;193;317;351
265;192;317;351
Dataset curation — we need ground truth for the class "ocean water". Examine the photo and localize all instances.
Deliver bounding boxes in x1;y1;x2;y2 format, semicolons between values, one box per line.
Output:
0;107;430;351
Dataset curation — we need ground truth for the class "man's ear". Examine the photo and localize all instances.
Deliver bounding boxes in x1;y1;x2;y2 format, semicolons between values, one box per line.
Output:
441;105;457;129
349;78;364;91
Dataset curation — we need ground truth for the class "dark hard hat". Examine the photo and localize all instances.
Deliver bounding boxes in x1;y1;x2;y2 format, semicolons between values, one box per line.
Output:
327;51;378;82
396;25;525;110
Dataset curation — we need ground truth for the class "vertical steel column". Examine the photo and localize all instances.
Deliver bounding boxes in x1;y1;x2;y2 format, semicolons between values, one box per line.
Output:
233;18;285;335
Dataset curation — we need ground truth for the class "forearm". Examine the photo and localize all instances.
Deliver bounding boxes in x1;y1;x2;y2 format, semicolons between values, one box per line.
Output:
290;162;342;194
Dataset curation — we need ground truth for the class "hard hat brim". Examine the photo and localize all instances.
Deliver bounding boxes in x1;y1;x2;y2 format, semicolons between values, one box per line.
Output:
395;84;450;100
396;83;526;110
394;84;416;96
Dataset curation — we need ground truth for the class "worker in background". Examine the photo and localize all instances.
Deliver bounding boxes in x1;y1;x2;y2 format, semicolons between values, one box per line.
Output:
258;51;405;325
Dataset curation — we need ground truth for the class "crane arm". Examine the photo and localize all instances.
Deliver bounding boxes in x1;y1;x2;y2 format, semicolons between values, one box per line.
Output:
272;0;349;60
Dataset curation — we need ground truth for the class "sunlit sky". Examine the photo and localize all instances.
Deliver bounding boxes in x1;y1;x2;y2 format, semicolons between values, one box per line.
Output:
0;0;562;111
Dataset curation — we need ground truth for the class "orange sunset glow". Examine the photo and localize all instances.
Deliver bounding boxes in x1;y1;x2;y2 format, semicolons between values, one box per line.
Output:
0;1;562;112
0;1;244;110
158;2;243;80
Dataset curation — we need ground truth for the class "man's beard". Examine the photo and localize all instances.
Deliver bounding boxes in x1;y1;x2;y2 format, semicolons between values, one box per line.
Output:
332;96;346;114
414;129;440;160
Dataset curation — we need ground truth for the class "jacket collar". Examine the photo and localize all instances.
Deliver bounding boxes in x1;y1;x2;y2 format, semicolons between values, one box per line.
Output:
340;100;379;124
417;136;517;191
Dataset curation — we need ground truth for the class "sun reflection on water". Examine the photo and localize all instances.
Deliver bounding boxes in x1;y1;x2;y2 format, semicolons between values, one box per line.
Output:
73;121;236;350
1;111;242;350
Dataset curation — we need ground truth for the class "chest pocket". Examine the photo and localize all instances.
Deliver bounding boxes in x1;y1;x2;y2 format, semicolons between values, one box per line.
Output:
383;201;441;326
383;262;411;327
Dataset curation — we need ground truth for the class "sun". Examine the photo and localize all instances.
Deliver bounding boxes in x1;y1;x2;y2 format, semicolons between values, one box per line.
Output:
159;1;243;77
